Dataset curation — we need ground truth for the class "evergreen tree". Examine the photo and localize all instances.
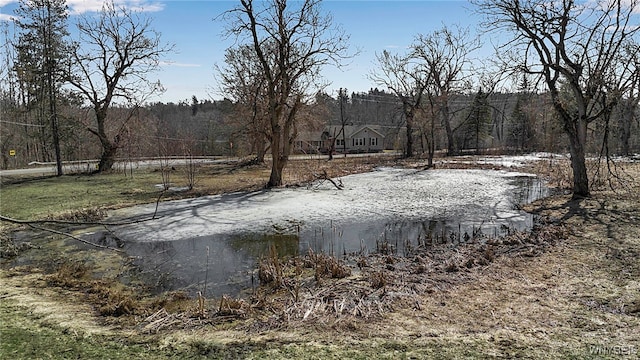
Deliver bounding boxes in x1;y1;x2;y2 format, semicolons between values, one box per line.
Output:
462;89;491;154
13;0;69;175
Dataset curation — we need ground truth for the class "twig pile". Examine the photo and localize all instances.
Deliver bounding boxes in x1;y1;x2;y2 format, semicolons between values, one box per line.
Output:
283;282;391;322
137;309;183;334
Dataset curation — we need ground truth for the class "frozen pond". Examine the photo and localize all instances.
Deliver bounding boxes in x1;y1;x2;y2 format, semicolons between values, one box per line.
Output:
89;168;548;296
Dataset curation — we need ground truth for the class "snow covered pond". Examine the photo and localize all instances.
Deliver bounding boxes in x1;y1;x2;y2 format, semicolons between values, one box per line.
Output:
92;168;548;296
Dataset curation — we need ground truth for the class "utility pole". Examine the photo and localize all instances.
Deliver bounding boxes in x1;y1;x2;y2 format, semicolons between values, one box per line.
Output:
339;88;347;157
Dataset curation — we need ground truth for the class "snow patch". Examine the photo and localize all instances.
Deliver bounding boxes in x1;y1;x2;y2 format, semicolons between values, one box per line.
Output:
111;168;544;243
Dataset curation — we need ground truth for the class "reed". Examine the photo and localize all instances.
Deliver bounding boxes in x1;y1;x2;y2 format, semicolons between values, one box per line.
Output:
258;243;284;287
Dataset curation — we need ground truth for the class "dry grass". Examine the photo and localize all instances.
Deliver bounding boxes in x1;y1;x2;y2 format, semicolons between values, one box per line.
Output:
305;249;351;281
164;156;400;198
238;222;570;327
389;186;640;356
1;156;639;358
180;160;640;356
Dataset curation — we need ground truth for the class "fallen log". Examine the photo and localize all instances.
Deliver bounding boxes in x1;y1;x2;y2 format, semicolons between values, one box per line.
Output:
313;170;344;190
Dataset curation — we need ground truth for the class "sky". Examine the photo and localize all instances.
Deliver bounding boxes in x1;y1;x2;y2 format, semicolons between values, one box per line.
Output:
0;0;485;104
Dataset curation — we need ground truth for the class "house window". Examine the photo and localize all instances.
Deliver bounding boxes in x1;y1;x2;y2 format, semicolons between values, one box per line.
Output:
336;139;344;146
370;137;378;146
353;138;364;146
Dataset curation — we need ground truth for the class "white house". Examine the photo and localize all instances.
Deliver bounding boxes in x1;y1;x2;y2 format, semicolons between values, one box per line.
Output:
294;125;386;154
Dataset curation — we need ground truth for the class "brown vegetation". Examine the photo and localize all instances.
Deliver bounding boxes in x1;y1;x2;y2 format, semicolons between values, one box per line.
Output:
1;156;639;358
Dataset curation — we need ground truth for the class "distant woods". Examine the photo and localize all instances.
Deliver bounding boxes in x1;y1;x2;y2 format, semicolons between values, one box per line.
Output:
1;0;640;196
3;88;636;167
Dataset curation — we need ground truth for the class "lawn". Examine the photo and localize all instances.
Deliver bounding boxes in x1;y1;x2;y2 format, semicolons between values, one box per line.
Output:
1;156;639;359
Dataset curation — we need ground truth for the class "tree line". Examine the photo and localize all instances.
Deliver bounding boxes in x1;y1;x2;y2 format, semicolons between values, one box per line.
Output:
1;0;639;198
1;0;171;174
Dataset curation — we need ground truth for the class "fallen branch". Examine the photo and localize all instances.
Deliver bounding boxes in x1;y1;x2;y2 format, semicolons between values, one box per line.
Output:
0;214;156;227
0;190;167;252
313;170;344;190
0;188;165;228
19;220;123;252
0;213;152;252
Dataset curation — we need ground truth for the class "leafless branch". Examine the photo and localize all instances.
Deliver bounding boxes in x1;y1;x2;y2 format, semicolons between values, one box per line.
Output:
0;215;124;252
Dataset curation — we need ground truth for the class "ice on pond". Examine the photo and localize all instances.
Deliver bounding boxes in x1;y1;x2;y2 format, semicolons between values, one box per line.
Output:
110;168;545;244
91;168;548;296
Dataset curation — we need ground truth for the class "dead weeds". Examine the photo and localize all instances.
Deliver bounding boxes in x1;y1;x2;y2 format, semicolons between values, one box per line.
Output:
238;221;571;329
2;156;640;358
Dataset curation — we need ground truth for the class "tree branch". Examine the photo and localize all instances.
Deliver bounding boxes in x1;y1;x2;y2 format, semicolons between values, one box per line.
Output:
0;215;124;252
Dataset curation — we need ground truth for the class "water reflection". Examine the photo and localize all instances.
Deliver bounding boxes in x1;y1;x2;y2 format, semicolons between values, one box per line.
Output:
512;175;548;204
110;233;299;297
301;176;548;256
93;175;548;298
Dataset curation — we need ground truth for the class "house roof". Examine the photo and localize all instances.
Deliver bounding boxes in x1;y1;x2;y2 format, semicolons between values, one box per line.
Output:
324;125;385;139
351;126;385;139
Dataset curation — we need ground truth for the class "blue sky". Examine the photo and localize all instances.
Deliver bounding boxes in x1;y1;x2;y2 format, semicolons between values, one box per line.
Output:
0;0;483;103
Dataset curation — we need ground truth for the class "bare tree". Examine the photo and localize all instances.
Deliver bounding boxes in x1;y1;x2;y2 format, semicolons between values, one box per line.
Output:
475;0;640;198
336;88;349;157
615;44;640;156
217;44;270;164
319;88;349;159
413;25;479;157
223;0;351;187
370;50;428;158
67;1;172;173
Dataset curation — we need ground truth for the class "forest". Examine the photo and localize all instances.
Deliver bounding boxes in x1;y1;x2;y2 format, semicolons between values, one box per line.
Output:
3;87;639;169
1;0;640;192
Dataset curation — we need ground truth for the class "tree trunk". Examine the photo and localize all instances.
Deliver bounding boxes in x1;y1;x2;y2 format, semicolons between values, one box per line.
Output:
341;125;347;157
441;104;455;156
267;125;283;187
98;142;118;173
256;146;267;163
90;105;120;173
50;112;63;176
566;118;590;198
475;108;481;156
268;154;287;187
255;135;267;163
47;69;63;176
328;128;336;161
91;110;120;174
405;113;414;158
427;115;435;168
618;100;634;156
568;139;589;198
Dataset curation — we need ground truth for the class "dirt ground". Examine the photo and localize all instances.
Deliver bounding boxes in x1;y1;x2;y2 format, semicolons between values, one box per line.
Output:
1;156;639;359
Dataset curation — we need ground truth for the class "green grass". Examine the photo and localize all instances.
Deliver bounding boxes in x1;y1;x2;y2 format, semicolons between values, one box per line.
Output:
0;300;168;360
0;172;167;220
0;299;492;360
1;297;477;360
0;163;271;221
